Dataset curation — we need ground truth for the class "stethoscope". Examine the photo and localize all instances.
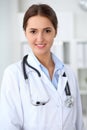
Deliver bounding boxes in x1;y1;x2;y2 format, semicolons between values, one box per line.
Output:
22;55;74;107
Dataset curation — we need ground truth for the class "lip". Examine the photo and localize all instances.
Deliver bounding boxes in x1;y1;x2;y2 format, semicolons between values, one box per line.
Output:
35;44;46;49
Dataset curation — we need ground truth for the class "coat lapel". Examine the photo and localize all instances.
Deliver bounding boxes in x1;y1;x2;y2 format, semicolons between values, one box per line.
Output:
57;74;68;96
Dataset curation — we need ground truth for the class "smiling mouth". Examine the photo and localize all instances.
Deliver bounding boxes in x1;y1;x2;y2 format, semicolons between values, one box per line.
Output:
35;44;46;48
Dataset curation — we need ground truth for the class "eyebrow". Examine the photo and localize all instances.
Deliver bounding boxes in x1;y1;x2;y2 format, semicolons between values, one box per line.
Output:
29;27;52;30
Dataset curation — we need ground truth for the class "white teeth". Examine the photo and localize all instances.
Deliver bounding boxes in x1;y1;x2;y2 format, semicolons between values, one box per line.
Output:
36;44;45;47
37;44;44;46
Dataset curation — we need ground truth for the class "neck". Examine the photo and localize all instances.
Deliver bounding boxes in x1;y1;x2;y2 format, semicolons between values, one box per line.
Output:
35;52;55;80
35;52;53;68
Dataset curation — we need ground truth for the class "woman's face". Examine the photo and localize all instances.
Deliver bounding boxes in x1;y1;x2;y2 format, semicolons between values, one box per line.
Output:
25;15;56;57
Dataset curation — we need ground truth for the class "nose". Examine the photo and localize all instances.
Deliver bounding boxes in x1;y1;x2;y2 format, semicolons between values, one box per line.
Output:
37;32;44;42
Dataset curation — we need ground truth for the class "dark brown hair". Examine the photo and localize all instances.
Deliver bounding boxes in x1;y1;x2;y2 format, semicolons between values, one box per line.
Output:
23;4;58;31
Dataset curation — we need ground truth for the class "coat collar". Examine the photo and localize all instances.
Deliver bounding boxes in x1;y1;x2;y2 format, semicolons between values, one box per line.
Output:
26;52;68;96
27;52;64;74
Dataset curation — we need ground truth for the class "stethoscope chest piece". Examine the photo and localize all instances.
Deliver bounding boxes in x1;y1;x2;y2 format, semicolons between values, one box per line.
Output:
65;96;74;108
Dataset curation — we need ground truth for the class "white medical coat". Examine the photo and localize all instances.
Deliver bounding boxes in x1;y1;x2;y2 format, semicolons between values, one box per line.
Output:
0;54;85;130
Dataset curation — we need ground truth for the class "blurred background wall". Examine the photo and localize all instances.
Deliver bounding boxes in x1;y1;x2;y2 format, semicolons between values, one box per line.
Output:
0;0;19;83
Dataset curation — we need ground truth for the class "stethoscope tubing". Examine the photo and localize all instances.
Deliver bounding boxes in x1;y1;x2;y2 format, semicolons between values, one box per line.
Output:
22;55;71;96
22;55;73;107
23;55;41;80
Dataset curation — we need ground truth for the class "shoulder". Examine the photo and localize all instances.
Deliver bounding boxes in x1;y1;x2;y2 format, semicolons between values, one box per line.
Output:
64;64;79;93
3;60;23;79
64;64;76;77
1;60;24;90
64;64;78;86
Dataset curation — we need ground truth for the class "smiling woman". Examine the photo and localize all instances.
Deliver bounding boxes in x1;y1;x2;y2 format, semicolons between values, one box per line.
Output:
24;15;56;63
0;3;85;130
23;4;58;67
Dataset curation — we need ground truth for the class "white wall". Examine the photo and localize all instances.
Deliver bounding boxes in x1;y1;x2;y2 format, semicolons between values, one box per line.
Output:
0;0;18;85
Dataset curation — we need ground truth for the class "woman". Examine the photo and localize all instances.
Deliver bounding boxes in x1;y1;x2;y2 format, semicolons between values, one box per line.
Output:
0;4;85;130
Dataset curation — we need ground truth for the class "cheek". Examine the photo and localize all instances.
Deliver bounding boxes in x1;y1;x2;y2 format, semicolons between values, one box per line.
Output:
47;36;55;44
26;35;34;44
25;31;33;42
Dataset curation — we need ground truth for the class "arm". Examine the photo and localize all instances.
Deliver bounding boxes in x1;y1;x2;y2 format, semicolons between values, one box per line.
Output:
75;78;85;130
65;65;85;130
0;66;23;130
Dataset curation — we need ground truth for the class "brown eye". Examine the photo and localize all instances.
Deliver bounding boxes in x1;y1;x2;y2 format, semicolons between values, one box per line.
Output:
45;29;51;33
29;29;37;34
30;30;36;34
